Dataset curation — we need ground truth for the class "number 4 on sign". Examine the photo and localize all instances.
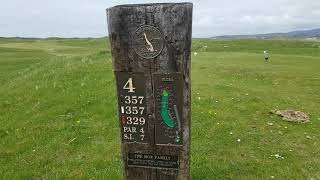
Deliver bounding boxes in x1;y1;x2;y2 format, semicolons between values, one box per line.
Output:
123;78;136;93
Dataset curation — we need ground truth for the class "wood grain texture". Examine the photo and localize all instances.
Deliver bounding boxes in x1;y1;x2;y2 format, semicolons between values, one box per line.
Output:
107;3;192;180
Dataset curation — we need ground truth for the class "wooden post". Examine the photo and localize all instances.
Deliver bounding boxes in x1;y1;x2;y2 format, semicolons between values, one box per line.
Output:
107;3;192;180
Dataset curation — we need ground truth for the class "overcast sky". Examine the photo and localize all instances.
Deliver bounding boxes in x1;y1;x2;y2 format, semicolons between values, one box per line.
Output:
1;0;319;38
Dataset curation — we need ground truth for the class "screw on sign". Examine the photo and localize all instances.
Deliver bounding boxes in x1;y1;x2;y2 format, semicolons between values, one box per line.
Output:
107;3;192;180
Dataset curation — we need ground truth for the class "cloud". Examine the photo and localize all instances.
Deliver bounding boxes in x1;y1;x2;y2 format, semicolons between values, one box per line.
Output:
192;0;320;36
0;0;319;37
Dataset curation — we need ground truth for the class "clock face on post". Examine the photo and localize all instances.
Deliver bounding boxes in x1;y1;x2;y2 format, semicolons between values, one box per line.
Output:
133;25;164;59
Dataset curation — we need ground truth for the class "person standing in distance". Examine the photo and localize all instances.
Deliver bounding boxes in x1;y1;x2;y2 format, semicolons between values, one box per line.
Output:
264;50;270;62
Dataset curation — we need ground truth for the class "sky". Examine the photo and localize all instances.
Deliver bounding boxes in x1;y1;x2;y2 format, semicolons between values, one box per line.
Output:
0;0;320;38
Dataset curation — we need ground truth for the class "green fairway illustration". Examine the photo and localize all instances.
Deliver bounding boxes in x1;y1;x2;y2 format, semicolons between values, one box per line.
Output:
160;90;176;128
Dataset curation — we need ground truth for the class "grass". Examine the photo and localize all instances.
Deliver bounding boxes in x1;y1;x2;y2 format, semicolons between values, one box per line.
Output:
0;38;319;179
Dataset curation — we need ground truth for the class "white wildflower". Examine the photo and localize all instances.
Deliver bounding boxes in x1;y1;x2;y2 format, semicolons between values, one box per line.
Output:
267;122;273;126
273;154;285;159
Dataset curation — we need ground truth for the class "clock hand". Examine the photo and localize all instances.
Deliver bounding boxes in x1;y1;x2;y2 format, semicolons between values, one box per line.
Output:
143;33;154;52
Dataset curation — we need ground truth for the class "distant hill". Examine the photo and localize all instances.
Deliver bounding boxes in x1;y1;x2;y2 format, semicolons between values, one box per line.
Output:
212;28;320;39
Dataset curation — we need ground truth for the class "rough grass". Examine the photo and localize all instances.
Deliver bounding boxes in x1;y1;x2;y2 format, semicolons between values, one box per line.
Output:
0;38;319;179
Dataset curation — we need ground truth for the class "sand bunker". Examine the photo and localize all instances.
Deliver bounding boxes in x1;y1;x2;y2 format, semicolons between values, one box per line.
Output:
270;109;310;123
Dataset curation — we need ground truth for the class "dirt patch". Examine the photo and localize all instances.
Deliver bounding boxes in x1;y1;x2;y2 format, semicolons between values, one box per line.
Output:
270;109;310;123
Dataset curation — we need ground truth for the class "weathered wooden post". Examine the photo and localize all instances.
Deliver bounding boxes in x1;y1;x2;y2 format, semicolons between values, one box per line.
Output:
107;3;192;179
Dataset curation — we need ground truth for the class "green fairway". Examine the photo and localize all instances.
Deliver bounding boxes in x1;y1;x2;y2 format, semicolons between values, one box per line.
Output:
0;38;319;179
